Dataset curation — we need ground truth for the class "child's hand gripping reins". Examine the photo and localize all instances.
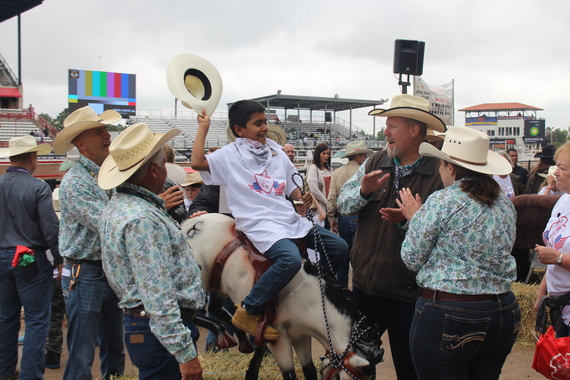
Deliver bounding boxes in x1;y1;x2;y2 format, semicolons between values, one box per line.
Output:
291;173;333;273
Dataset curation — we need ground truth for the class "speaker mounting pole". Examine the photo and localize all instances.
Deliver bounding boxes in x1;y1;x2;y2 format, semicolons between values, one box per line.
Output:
398;73;411;94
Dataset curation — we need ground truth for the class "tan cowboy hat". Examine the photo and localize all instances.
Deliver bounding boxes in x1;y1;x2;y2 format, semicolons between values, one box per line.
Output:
179;172;204;187
426;129;444;143
226;124;287;147
53;106;122;154
341;141;373;158
419;126;512;175
167;54;223;116
98;123;180;190
0;135;51;157
538;165;557;179
368;94;447;132
52;188;61;219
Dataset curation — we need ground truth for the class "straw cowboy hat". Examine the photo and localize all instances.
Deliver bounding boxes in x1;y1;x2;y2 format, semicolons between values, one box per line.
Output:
538;165;557;179
179;172;204;187
167;54;223;116
98;123;180;190
419;126;512;175
341;141;373;158
426;129;445;143
368;94;447;132
53;106;122;154
226;124;287;147
52;188;61;219
0;135;52;158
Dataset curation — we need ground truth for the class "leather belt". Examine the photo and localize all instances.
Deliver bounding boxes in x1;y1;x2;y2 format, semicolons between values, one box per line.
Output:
125;306;196;320
420;288;509;302
66;258;103;267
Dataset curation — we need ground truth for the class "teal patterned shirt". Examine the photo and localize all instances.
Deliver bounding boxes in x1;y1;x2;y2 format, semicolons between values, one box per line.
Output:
100;182;206;363
59;154;112;260
401;181;517;294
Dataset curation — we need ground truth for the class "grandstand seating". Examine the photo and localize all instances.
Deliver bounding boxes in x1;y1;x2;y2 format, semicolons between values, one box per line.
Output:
0;115;52;146
128;114;377;150
1;108;382;152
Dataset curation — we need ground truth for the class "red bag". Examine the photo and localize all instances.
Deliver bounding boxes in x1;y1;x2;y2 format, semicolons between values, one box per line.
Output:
533;326;570;379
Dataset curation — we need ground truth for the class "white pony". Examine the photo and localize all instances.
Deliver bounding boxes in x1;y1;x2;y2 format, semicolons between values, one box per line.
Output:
181;213;382;380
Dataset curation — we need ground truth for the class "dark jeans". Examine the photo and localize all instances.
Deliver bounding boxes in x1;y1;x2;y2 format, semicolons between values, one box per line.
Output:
409;291;521;380
557;323;570;338
124;314;200;380
46;279;65;355
0;248;53;380
244;225;348;315
352;287;417;380
336;215;358;287
61;261;125;380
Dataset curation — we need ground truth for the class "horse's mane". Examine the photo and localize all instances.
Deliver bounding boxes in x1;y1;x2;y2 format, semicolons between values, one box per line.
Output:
302;260;361;322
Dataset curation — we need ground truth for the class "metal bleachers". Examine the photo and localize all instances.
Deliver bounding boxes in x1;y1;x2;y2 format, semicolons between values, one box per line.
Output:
129;116;228;149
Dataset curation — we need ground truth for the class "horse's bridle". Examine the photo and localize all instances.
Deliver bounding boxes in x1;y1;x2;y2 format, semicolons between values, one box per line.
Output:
322;351;367;380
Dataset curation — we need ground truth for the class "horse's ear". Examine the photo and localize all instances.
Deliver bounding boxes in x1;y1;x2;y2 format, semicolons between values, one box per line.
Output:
348;354;369;368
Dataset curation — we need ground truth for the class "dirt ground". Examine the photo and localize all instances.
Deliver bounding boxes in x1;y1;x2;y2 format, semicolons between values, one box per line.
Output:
16;328;543;379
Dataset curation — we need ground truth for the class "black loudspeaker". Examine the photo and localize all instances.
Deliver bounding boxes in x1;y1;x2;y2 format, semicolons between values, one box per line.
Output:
393;40;425;76
325;112;332;122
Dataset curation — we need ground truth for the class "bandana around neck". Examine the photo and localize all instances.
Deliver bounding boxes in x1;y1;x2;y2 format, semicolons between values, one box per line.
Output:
235;138;279;174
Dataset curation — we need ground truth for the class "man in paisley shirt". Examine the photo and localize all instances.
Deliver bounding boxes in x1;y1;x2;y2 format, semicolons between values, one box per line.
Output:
337;94;446;380
98;123;206;380
53;106;125;380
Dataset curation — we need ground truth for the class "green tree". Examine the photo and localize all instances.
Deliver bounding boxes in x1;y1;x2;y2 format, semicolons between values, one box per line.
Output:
551;128;568;149
107;123;127;132
38;113;54;125
51;108;70;131
376;128;386;141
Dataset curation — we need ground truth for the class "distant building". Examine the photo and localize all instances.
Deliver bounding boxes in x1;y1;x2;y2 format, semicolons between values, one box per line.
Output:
459;102;544;159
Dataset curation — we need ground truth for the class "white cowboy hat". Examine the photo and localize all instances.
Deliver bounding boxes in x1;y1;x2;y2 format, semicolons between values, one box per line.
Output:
53;106;122;154
226;124;287;147
419;126;512;175
0;135;52;157
98;123;180;190
167;54;223;116
538;165;557;179
341;141;373;158
368;94;447;132
179;172;204;187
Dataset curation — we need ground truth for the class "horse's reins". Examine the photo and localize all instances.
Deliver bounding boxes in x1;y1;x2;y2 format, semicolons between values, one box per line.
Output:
292;173;371;380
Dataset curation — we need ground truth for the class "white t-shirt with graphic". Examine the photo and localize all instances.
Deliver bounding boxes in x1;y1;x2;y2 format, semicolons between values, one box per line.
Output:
201;140;311;252
543;193;570;324
493;175;515;199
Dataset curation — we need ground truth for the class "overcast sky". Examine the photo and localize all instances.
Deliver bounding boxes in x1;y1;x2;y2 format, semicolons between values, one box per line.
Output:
1;0;569;135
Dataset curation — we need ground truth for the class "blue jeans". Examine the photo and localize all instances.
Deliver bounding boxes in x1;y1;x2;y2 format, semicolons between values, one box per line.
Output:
0;248;53;380
244;225;348;315
352;287;417;380
124;314;200;380
336;215;358;287
61;261;125;380
409;291;521;380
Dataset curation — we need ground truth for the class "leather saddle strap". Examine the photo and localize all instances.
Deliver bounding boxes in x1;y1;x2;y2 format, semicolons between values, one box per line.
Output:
209;239;242;291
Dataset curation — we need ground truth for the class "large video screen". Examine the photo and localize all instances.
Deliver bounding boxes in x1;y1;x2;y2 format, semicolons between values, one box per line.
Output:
68;69;136;118
524;119;545;143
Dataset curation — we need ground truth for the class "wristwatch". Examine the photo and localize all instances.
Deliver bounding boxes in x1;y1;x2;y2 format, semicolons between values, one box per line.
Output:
556;253;564;266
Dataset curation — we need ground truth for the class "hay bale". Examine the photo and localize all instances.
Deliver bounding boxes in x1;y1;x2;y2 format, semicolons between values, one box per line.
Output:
200;350;319;379
512;281;542;345
112;351;314;380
